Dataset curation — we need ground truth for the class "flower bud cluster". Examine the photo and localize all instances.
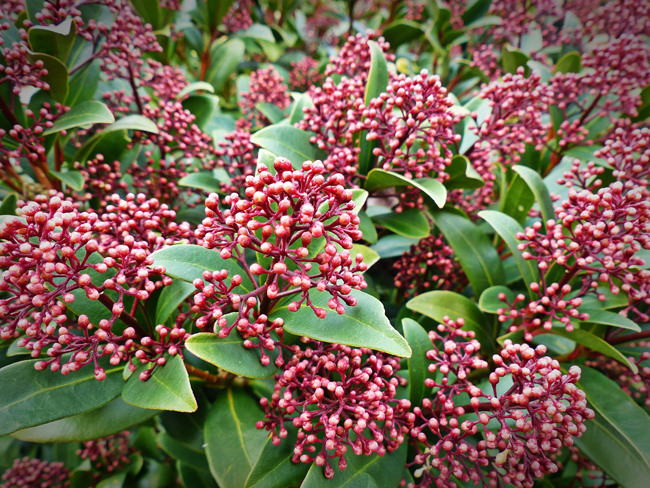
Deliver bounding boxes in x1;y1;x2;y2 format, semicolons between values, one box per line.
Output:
325;32;394;81
0;41;51;94
298;76;366;183
257;340;414;479
410;330;594;488
394;235;464;297
1;458;69;488
77;431;134;472
289;57;323;92
206;125;256;194
75;155;128;206
239;68;291;128
224;0;253;33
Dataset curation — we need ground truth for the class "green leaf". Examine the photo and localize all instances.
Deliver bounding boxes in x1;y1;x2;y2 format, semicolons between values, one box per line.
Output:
365;169;447;208
552;329;637;372
512;165;555;228
250;125;326;165
109;114;160;133
574;367;650;487
150;244;254;293
407;290;494;354
382;20;424;48
28;18;75;63
256;102;286;124
445;155;484;190
205;388;267;488
237;23;275;42
430;209;505;296
358;211;378;245
159;432;210;471
358;40;390;176
245;425;310;488
350;243;379;270
185;317;279;379
301;443;407;488
502;46;530;75
0;194;18;216
402;318;431;408
178;172;224;194
372;208;430;239
180;464;218;488
50;170;84;191
207;39;245;92
502;174;535;224
371;234;420;259
66;59;100;107
289;93;313;124
43;100;114;136
553;51;582;74
0;357;124;436
156;279;195;325
178;81;215;99
581;309;641;332
11;397;158;442
479;210;539;292
461;0;492;25
478;285;516;314
122;354;197;413
182;94;219;130
273;289;412;358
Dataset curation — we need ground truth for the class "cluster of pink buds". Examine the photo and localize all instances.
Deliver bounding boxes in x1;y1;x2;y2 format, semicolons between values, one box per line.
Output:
75;155;127;206
410;326;594;488
517;183;650;321
257;340;414;479
297;76;365;183
133;324;190;379
195;156;366;317
364;70;459;186
239;68;291;127
223;0;253;33
142;60;189;103
394;235;464;296
580;0;650;40
325;32;394;81
470;44;501;80
0;41;50;94
77;431;134;472
207;125;256;194
1;458;69;488
289;57;323;92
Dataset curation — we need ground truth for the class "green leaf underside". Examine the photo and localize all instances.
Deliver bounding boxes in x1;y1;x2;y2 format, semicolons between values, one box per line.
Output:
273;289;412;358
365;169;447;208
250;125;326;164
155;279;196;325
42;100;115;135
512;165;555;227
550;329;637;373
0;357;124;436
402;318;432;409
11;397;158;442
205;388;268;488
122;354;197;413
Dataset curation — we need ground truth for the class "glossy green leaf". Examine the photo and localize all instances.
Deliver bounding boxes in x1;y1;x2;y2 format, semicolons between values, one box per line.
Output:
273;289;412;358
479;210;539;292
205;388;267;488
179;464;218;488
358;40;390;176
256;102;286;124
12;397;158;442
156;279;195;325
553;329;637;372
289;93;313;124
407;290;494;354
178;81;215;99
182;94;219;130
372;208;430;239
207;39;245;92
371;234;420;259
478;285;516;314
574;367;650;488
108;114;159;133
382;20;424;48
445;155;484;190
402;318;431;408
301;443;407;488
350;243;380;270
66;59;100;107
250;125;326;164
430;209;505;296
178;172;224;194
245;426;309;488
580;309;641;332
150;244;254;293
185;319;279;379
0;194;18;215
512;165;555;228
28;18;75;63
43;100;114;135
159;432;210;471
122;354;197;413
50;170;84;191
365;169;447;208
502;46;530;75
502;174;535;223
461;0;492;25
553;51;582;74
0;357;124;436
358;211;378;245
